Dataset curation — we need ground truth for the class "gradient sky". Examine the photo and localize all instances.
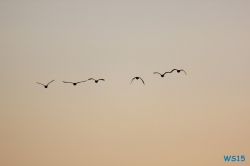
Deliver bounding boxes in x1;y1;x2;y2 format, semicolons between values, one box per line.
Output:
0;1;250;166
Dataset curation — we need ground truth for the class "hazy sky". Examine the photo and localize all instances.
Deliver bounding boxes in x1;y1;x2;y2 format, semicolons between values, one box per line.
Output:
0;1;250;166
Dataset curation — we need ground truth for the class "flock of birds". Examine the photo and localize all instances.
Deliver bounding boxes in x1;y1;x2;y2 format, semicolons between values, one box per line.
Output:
36;78;105;88
36;69;187;88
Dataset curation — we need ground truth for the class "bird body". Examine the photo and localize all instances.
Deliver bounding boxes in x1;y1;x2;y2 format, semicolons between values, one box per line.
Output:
36;80;55;88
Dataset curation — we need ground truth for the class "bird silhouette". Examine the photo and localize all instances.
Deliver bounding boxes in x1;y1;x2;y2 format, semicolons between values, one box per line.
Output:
131;77;145;85
36;80;54;88
88;78;105;83
62;80;88;86
154;71;172;77
172;69;187;75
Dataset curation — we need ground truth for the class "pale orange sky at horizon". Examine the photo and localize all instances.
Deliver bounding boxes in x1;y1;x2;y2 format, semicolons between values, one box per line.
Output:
0;1;250;166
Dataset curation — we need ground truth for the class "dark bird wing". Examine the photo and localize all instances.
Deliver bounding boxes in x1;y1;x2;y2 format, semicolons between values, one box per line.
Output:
62;81;73;84
163;71;172;75
130;77;136;84
180;69;187;75
139;77;145;85
36;82;45;86
76;80;88;83
46;80;55;85
154;72;161;75
170;69;177;73
98;79;105;81
88;78;95;81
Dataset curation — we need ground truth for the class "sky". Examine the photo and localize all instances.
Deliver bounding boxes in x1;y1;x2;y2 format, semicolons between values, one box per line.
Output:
0;1;250;166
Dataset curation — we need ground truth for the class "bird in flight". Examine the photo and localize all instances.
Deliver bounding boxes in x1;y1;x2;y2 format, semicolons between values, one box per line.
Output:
172;69;187;75
131;77;145;85
62;80;88;86
154;71;173;77
88;78;105;83
36;80;55;88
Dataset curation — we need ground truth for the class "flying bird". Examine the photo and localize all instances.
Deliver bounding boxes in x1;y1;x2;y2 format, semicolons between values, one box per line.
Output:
172;69;187;75
131;77;145;85
62;80;88;86
154;71;173;77
36;80;55;88
88;78;105;83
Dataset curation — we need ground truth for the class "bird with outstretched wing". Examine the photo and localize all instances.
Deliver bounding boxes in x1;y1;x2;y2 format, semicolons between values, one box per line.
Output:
131;77;145;85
